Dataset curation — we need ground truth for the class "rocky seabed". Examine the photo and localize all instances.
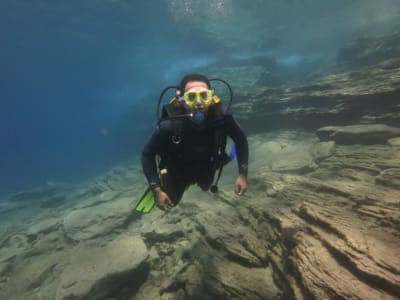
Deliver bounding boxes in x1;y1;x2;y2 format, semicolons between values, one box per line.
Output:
1;58;400;299
0;128;399;300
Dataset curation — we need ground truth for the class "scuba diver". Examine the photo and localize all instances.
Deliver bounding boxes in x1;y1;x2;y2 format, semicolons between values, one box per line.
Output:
137;73;248;212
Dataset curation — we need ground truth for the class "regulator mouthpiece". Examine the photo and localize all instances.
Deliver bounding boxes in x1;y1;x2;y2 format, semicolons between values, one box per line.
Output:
192;111;205;123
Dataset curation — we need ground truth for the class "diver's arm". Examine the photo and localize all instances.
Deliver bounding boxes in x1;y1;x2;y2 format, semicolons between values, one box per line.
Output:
141;127;162;190
226;115;249;175
141;125;174;209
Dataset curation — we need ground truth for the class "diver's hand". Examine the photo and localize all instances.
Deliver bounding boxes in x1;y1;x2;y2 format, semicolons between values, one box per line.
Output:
234;174;248;196
154;187;174;210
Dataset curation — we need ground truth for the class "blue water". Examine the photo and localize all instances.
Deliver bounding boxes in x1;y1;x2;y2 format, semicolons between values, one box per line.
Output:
1;0;399;196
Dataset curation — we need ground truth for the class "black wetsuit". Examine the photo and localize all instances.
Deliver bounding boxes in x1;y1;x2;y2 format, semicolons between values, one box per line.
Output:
142;111;248;205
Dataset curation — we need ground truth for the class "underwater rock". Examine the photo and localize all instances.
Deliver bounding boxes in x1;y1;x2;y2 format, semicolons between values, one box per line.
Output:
338;31;400;67
205;260;282;299
149;135;398;300
309;141;336;162
56;235;149;300
271;150;317;174
194;54;282;88
103;165;142;192
0;233;30;263
316;124;400;144
63;196;133;241
248;132;325;175
290;201;400;300
40;195;65;208
134;193;282;300
26;217;60;239
142;223;186;245
267;141;400;300
27;230;68;258
195;209;269;267
9;185;66;203
388;137;400;146
2;132;400;300
233;58;400;132
73;190;119;209
0;261;10;276
204;65;270;89
79;181;108;197
375;168;400;189
0;202;27;216
3;252;65;299
255;69;283;87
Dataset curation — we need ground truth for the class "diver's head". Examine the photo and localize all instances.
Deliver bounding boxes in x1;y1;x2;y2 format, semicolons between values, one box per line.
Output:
179;73;211;92
179;73;214;112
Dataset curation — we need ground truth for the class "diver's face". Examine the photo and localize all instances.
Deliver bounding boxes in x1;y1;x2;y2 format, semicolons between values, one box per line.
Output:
184;81;212;111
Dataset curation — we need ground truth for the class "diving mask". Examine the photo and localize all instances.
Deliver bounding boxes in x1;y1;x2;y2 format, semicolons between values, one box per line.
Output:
183;88;213;110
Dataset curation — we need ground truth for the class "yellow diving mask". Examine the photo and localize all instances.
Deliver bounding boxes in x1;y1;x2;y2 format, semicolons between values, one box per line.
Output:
183;89;214;110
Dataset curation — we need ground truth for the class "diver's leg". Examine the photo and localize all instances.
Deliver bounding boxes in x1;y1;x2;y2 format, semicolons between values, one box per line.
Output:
197;167;216;191
161;169;186;205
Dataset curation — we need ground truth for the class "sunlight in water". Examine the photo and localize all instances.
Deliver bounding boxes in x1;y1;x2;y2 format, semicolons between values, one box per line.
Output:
165;0;232;20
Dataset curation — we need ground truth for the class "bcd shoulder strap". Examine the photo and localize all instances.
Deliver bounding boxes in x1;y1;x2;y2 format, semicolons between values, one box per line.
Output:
161;100;188;144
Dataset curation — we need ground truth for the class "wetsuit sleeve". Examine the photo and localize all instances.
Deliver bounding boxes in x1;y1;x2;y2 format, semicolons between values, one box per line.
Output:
225;115;249;175
141;126;162;190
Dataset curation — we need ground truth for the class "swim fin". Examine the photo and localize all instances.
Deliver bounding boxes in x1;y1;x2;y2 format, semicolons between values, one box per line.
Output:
134;186;155;213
